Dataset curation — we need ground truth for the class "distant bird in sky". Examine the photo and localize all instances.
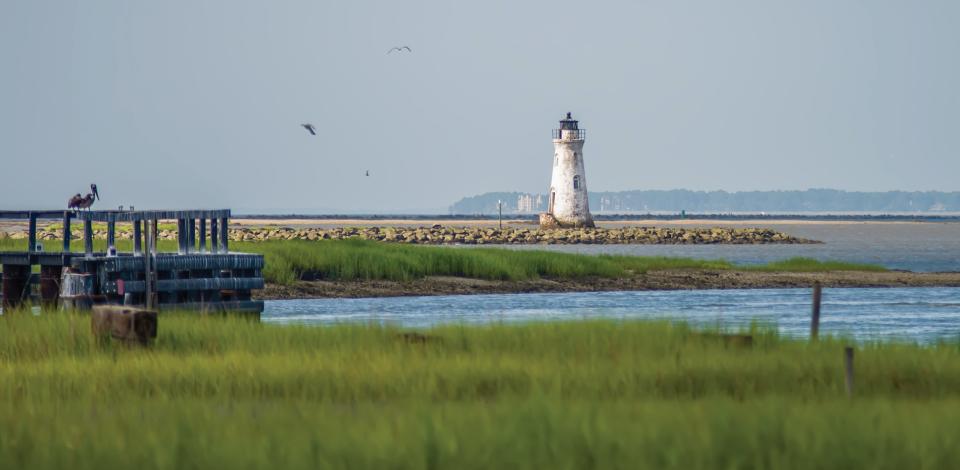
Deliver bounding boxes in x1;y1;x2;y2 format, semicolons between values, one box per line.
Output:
387;46;412;54
301;123;316;135
365;170;370;177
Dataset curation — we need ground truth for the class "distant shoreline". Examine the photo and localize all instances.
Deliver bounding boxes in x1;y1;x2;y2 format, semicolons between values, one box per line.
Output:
229;215;960;228
233;213;960;225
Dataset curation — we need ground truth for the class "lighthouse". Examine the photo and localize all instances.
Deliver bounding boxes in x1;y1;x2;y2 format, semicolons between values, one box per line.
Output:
540;112;594;228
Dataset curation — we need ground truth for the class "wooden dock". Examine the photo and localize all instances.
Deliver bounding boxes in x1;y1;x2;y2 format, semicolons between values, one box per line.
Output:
0;209;264;314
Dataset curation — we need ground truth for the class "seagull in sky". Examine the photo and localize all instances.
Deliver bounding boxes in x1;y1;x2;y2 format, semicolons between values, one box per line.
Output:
387;46;412;54
301;123;316;135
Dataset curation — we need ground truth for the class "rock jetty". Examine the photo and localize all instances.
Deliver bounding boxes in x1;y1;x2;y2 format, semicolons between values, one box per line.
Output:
9;225;819;245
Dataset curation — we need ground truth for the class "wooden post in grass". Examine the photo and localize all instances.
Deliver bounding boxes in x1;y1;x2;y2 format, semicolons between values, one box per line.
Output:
811;281;822;340
844;346;855;398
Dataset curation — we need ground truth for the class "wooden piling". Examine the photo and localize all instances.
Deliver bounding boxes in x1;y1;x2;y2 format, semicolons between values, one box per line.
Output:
106;218;116;248
83;219;93;256
133;220;142;255
60;270;94;310
210;218;219;253
62;211;71;252
198;218;207;253
811;281;822;340
844;346;855;397
187;218;196;253
177;219;187;255
219;217;229;253
28;212;37;252
144;219;157;309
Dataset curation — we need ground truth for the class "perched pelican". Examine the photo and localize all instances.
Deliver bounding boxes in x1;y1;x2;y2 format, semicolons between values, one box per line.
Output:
301;123;317;135
68;184;99;211
387;46;412;54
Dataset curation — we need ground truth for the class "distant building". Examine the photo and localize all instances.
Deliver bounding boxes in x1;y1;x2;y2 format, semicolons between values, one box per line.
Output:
540;112;594;228
517;194;535;213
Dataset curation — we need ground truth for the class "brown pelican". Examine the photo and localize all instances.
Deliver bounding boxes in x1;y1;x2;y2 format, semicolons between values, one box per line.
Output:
68;184;99;210
387;46;412;54
301;123;316;135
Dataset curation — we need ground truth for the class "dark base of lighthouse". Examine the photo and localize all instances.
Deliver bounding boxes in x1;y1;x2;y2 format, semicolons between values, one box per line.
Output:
539;213;595;229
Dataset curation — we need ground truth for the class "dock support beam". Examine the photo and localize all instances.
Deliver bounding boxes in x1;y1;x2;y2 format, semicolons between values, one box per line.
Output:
144;219;157;309
28;212;37;252
84;219;94;256
210;219;219;253
133;220;142;255
62;211;71;252
106;219;116;249
1;264;30;310
198;218;206;253
177;219;187;255
219;217;229;253
187;219;196;253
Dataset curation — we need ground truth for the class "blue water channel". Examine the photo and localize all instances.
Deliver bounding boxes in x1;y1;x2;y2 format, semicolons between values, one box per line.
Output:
264;287;960;343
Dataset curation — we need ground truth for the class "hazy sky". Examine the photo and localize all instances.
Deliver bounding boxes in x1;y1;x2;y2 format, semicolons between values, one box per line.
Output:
2;1;959;212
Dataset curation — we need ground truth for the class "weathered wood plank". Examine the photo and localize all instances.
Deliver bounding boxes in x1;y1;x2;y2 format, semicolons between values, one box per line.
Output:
104;277;264;294
100;254;264;272
157;300;263;314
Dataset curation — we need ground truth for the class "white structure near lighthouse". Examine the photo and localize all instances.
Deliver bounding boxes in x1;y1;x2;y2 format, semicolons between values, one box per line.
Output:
540;112;594;228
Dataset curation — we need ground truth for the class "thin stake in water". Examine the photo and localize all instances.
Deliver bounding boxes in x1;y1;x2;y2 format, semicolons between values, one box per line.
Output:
811;281;822;340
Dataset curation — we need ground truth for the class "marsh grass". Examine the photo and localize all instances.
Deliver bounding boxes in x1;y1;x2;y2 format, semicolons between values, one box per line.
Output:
0;239;888;285
240;241;888;285
0;314;958;468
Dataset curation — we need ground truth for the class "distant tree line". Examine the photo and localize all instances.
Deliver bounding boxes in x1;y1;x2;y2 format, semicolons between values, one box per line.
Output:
449;189;960;214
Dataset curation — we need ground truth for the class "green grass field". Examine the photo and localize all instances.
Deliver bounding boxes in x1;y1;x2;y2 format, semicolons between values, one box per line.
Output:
0;238;887;285
0;314;958;469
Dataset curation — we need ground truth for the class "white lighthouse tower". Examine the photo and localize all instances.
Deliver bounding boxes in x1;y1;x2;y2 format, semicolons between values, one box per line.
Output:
540;112;594;228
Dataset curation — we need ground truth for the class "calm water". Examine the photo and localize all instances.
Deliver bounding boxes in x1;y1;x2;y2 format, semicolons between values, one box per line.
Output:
495;223;960;272
264;287;960;343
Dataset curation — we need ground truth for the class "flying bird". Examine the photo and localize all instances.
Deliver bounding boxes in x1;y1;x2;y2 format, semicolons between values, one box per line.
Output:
301;123;316;135
387;46;412;54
